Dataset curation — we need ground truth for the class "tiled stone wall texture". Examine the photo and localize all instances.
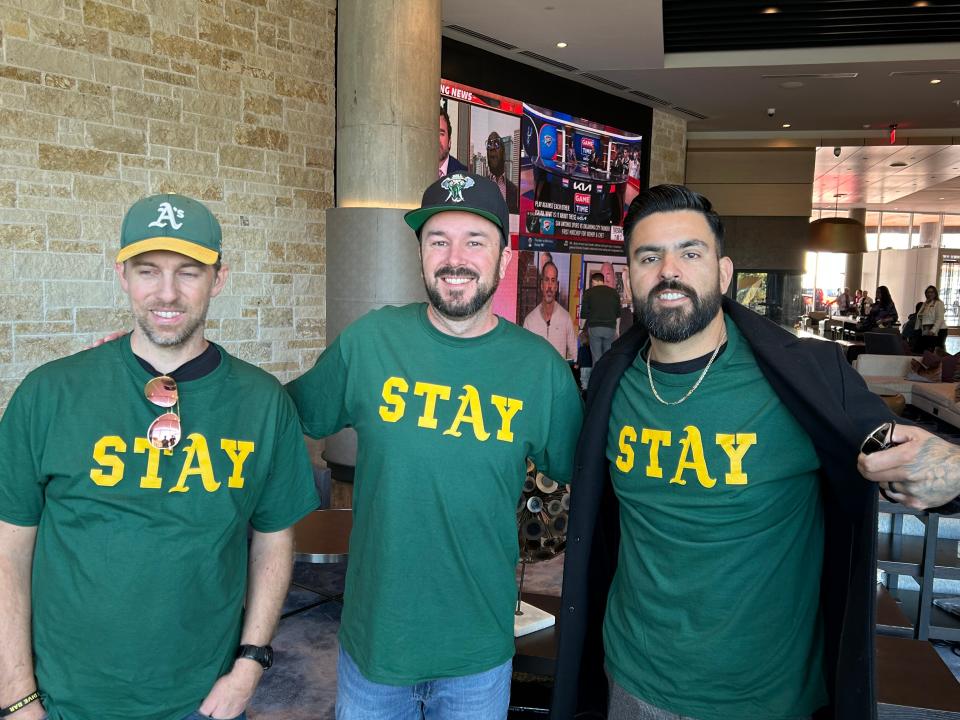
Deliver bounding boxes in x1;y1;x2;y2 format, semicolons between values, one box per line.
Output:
649;108;687;187
0;0;336;411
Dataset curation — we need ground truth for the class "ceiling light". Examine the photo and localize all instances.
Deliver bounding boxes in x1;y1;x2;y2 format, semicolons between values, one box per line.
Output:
780;80;804;89
762;7;780;14
913;1;930;6
863;124;871;129
931;79;942;85
941;197;947;200
782;123;791;128
556;41;567;48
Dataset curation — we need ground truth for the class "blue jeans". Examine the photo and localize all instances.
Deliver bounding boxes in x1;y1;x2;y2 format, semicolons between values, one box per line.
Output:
180;712;247;720
336;645;511;719
588;326;615;364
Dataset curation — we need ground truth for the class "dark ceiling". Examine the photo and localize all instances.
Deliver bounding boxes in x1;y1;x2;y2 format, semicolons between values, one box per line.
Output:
663;0;960;53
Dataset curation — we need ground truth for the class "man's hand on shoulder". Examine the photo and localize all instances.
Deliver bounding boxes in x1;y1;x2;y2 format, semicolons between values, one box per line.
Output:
858;424;960;510
86;330;128;349
197;659;262;719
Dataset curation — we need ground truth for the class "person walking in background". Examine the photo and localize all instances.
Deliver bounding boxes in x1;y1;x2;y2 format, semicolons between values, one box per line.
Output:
580;271;621;366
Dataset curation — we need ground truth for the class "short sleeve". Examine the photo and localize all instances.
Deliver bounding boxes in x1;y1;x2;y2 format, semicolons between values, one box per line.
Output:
249;390;320;532
0;376;46;526
530;355;583;484
286;334;352;439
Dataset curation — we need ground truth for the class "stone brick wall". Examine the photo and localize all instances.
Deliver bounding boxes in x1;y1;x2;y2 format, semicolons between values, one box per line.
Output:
0;0;335;411
649;108;686;186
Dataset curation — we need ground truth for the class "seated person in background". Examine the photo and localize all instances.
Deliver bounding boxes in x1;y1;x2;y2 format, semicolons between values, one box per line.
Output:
859;285;897;332
914;284;947;353
903;302;923;351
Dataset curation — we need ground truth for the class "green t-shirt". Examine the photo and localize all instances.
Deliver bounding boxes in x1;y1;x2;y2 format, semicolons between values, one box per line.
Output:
0;336;319;720
604;316;827;720
286;303;583;684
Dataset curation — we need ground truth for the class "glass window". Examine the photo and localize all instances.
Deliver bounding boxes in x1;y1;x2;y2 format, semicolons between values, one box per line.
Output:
911;213;942;248
943;215;960;249
865;211;881;252
878;212;911;250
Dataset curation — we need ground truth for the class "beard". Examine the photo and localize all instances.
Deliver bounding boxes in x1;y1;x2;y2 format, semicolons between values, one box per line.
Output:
425;260;502;320
133;307;208;348
634;279;722;343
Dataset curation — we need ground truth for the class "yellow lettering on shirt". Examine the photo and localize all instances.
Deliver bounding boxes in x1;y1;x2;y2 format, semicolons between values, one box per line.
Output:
443;384;491;441
221;439;256;489
133;436;170;489
641;428;672;478
670;425;716;488
615;425;637;473
379;377;409;423
716;433;757;485
413;382;451;429
490;395;523;442
169;433;219;494
90;436;126;486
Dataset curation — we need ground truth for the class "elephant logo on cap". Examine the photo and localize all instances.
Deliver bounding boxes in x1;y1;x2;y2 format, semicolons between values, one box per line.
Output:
441;173;474;203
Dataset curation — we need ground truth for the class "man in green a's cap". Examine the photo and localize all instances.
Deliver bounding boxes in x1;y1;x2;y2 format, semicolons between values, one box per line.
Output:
0;193;319;720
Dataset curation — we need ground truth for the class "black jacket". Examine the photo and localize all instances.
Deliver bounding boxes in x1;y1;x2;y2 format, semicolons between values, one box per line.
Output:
550;298;895;720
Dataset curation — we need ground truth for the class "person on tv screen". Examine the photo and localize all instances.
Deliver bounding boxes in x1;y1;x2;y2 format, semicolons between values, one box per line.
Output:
523;261;576;362
486;131;519;214
439;105;467;178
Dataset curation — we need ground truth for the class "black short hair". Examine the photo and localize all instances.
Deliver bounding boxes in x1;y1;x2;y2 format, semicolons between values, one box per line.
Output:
622;184;724;258
590;271;605;283
439;105;452;137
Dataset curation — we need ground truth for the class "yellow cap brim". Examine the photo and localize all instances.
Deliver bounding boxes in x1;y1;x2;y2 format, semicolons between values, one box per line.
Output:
116;237;219;265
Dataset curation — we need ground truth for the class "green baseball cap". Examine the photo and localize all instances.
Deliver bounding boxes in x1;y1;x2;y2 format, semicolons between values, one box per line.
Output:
117;193;221;265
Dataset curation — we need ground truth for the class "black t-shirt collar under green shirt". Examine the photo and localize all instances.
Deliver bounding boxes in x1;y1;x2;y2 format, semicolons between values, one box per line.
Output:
130;332;222;380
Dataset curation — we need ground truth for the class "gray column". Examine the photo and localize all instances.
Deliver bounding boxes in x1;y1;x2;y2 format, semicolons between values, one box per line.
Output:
324;0;441;466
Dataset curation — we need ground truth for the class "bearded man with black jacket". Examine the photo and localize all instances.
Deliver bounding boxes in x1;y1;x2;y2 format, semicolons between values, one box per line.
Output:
551;184;960;720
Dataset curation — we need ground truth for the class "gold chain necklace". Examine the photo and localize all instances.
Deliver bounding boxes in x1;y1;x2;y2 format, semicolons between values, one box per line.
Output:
646;329;726;406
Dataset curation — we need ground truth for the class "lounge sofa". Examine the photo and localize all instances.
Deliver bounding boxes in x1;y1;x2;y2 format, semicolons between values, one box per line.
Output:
853;354;960;429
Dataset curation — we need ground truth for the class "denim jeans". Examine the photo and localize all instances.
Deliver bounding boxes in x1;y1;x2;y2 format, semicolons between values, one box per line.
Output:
180;712;247;720
336;645;511;720
588;326;615;364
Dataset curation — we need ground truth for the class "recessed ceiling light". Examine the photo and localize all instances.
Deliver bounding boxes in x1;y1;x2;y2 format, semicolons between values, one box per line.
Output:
556;41;567;48
913;1;930;6
941;197;947;200
762;6;780;14
780;80;804;89
931;79;942;85
863;124;871;129
782;123;791;128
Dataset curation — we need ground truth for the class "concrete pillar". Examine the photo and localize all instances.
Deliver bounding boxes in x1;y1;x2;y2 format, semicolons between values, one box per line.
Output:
846;208;865;291
324;0;441;466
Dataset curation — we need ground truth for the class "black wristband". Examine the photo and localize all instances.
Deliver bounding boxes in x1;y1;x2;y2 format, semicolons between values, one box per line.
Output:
0;691;41;717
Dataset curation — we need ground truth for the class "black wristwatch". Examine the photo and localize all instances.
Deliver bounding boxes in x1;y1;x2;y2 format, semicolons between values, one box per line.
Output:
236;644;274;670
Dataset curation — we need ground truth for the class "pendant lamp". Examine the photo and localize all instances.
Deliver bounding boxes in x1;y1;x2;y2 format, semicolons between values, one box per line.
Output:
809;191;866;254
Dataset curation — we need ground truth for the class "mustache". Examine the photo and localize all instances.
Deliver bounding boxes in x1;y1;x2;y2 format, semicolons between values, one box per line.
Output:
435;266;479;280
648;279;698;300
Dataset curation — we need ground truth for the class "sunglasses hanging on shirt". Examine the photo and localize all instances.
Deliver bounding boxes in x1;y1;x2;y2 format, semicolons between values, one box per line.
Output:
144;375;181;450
